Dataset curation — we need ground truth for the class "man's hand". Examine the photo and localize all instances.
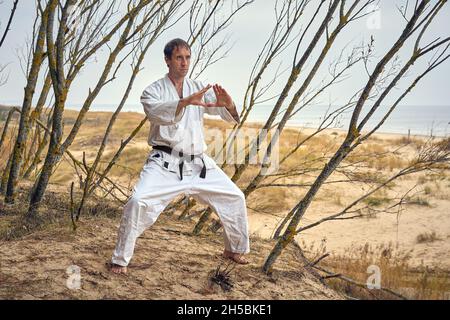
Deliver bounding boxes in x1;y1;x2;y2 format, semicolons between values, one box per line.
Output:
206;84;239;121
175;83;239;122
179;84;212;108
176;84;212;116
205;84;233;109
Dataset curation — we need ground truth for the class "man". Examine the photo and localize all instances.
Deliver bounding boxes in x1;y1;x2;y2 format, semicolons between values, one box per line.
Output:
110;38;250;274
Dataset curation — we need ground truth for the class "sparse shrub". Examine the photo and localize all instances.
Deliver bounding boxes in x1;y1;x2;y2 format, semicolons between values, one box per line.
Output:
407;196;431;207
416;231;441;244
364;196;390;207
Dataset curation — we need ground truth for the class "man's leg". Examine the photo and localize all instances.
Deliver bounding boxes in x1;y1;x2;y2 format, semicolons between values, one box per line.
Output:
190;164;250;264
111;161;188;273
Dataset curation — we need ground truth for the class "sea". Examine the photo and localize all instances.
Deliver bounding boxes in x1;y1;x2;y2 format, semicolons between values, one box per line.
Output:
76;103;450;137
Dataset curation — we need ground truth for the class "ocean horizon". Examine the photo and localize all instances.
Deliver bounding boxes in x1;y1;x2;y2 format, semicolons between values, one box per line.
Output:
65;103;450;137
2;102;449;137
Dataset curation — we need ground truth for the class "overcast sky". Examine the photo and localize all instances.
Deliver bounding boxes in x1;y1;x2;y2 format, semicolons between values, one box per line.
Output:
1;0;449;110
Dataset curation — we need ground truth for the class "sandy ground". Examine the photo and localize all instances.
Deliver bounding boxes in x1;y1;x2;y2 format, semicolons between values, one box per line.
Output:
0;210;342;300
248;197;450;269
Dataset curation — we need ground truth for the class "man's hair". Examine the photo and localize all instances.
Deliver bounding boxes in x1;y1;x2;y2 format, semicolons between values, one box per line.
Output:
164;38;191;59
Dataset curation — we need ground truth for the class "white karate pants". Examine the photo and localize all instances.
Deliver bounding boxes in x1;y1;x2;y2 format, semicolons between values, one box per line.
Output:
111;152;250;267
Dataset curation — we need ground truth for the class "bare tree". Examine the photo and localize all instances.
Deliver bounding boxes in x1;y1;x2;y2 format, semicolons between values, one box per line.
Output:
272;137;449;239
83;0;255;219
21;72;53;179
71;0;186;226
0;106;20;194
0;107;20;155
4;0;49;204
263;0;450;273
23;0;168;219
3;0;121;203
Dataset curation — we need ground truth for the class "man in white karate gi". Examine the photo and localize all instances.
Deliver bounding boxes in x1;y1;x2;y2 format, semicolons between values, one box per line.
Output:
110;38;250;274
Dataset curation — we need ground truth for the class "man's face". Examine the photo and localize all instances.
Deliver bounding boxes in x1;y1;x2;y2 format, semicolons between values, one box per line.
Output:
165;46;191;78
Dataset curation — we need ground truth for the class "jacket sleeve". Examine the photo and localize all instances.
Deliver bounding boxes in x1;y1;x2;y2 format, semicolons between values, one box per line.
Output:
141;83;185;125
201;83;241;124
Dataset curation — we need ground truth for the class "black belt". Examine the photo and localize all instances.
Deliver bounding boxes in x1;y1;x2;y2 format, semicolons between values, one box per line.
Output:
152;145;206;180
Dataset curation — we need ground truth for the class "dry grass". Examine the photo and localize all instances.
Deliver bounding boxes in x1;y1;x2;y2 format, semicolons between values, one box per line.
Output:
347;143;409;171
247;187;292;213
0;182;123;240
415;174;450;201
301;241;450;300
101;145;150;176
390;136;427;149
331;193;344;206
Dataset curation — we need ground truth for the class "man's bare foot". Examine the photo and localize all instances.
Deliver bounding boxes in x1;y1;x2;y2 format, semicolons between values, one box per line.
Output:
223;250;249;265
110;263;127;274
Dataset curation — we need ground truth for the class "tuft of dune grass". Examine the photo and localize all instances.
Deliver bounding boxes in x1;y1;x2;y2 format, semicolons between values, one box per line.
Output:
416;231;441;244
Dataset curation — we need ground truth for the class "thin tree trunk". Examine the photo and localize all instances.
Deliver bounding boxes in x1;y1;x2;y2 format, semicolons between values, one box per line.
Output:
229;0;341;184
0;107;20;154
192;207;213;235
0;0;19;48
5;4;48;203
1;154;13;195
178;198;196;220
22;106;53;179
28;0;73;217
75;4;172;219
27;0;159;216
263;143;351;273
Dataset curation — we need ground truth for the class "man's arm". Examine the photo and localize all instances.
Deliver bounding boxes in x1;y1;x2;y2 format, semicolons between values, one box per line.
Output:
224;101;240;123
141;84;184;126
175;98;190;117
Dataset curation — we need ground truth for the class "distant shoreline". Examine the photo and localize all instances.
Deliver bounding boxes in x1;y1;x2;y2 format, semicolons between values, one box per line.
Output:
282;123;442;139
228;120;447;139
1;104;448;139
